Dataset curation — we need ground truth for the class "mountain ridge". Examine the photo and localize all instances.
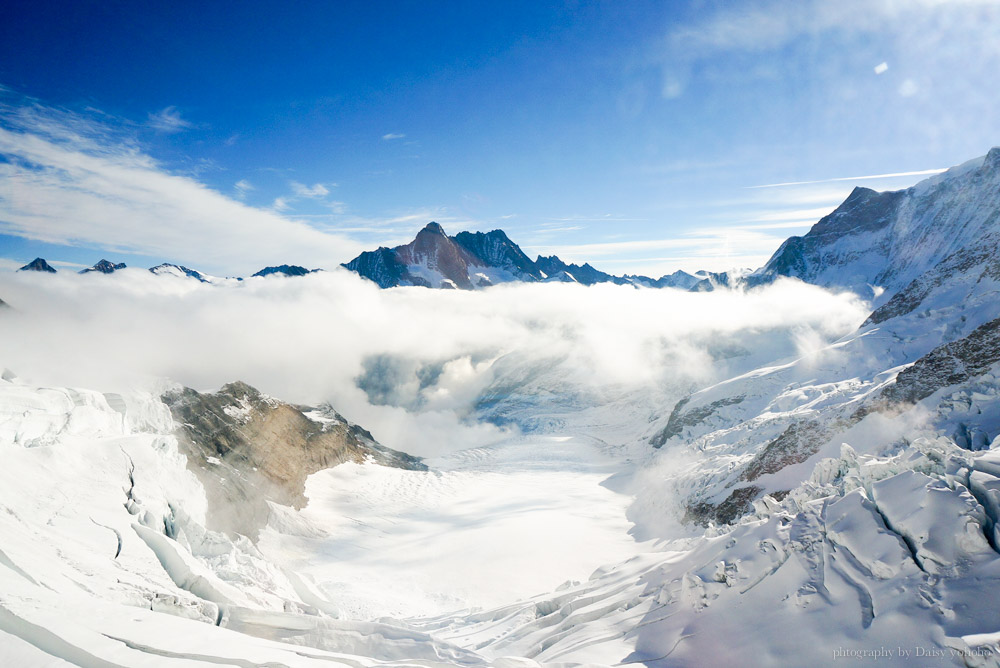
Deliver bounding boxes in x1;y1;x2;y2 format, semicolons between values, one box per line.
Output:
11;147;1000;300
748;147;1000;303
343;221;720;291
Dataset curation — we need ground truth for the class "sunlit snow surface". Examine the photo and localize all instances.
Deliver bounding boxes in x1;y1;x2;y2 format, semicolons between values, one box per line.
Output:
261;437;643;619
5;217;1000;665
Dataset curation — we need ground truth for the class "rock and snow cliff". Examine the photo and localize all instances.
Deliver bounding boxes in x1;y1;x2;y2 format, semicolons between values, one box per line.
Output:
750;147;1000;301
342;222;723;291
165;381;424;537
80;259;127;274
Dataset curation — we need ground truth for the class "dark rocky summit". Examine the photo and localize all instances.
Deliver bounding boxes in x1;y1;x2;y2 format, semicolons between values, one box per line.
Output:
80;259;126;274
251;264;317;277
18;257;57;273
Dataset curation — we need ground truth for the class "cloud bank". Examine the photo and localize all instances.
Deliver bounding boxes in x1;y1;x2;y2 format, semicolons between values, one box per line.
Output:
0;270;868;456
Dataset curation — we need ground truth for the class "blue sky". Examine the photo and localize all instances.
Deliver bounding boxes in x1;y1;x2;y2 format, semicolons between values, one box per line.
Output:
1;0;999;277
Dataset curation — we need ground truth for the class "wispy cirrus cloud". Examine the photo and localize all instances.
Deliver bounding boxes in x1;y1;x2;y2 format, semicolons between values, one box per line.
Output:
0;98;364;275
290;181;332;198
146;106;193;133
658;0;1000;99
234;179;253;198
667;0;992;60
382;133;405;141
525;226;791;275
748;168;947;189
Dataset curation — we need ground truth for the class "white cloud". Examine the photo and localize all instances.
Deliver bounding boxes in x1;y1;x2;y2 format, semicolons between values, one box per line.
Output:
658;0;997;98
234;179;253;198
746;206;835;222
147;106;192;133
382;133;406;141
0;102;363;275
525;226;791;275
667;0;987;58
0;271;869;456
874;62;889;74
290;181;331;198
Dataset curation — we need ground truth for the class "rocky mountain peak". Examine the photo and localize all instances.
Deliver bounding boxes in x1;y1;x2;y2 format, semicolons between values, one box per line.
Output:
345;223;721;290
18;257;57;273
985;146;1000;171
80;259;126;274
251;264;315;277
420;221;447;236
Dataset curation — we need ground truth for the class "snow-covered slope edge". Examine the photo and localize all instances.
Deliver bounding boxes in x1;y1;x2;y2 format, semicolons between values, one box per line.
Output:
413;436;1000;665
749;147;1000;301
0;374;491;667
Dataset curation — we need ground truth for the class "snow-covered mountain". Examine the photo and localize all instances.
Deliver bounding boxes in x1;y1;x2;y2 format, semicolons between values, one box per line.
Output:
150;263;208;282
10;227;727;291
149;263;243;285
343;222;507;289
251;264;320;278
452;229;545;281
343;222;726;290
5;148;1000;665
80;259;127;274
749;147;1000;301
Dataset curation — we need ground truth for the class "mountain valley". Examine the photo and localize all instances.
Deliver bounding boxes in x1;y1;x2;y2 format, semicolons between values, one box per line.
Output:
3;149;1000;666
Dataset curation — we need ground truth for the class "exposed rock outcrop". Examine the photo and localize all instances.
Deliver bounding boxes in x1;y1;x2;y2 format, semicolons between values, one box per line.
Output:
164;381;424;538
343;222;726;291
860;317;1000;417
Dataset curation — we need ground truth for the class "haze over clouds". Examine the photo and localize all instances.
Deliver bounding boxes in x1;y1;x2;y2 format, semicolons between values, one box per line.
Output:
0;270;867;456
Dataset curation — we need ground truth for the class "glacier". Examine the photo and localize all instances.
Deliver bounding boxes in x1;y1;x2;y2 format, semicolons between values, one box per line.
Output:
3;149;1000;666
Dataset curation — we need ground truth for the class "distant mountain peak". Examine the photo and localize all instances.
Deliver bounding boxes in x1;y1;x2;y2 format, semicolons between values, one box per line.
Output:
251;264;317;278
80;259;126;274
150;263;208;282
343;224;725;291
420;221;447;236
18;258;57;273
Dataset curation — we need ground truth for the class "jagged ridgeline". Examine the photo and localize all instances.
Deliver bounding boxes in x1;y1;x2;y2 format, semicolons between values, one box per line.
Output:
647;147;1000;527
16;227;731;291
341;222;730;290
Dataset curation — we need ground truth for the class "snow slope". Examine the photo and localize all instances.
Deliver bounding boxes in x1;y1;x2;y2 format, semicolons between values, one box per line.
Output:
259;436;644;620
0;373;659;666
751;147;1000;301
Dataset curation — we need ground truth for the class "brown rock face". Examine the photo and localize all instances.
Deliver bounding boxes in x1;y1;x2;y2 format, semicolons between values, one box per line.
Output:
394;222;485;289
164;381;424;538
